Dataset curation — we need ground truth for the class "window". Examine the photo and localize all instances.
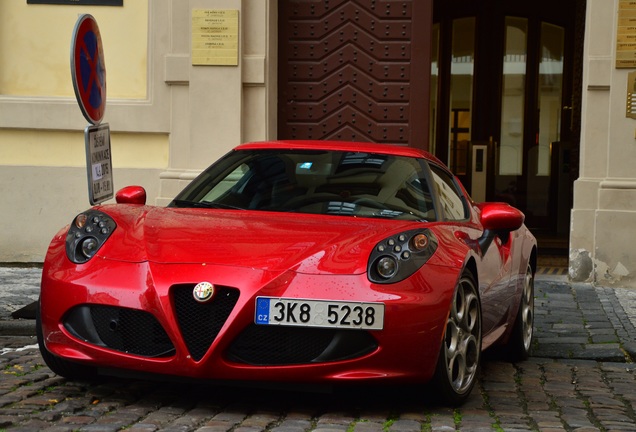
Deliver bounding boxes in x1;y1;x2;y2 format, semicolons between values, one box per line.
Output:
429;164;468;221
171;149;436;221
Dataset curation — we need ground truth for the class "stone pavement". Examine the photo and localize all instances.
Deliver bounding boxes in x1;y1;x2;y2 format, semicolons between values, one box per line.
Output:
1;266;636;431
532;274;636;362
0;341;634;432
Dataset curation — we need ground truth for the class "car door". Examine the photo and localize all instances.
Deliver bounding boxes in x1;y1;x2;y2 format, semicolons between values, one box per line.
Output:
428;163;511;336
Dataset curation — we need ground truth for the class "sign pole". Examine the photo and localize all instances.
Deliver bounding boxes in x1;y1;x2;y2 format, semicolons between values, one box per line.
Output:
71;14;113;205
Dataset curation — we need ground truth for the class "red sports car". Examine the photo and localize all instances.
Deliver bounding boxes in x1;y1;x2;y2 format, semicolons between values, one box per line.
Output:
38;140;536;405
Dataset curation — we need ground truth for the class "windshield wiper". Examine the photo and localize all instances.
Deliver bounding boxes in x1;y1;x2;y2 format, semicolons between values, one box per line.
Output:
171;199;245;210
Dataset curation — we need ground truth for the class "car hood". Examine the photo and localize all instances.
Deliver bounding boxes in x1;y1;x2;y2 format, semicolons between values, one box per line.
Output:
97;205;418;275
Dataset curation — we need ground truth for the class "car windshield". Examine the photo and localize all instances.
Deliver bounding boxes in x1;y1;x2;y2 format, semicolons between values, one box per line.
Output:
170;149;437;221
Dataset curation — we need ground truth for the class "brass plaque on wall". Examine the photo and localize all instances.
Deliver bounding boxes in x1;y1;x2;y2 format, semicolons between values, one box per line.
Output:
192;9;239;66
617;0;636;68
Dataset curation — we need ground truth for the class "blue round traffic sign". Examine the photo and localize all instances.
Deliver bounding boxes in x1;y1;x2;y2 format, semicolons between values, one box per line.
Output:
71;14;106;125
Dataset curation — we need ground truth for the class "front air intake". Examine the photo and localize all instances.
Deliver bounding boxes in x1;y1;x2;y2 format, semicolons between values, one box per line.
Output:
171;284;240;361
227;325;378;365
64;305;175;358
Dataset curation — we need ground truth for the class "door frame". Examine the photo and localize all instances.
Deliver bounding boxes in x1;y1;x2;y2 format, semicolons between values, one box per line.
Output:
432;0;582;234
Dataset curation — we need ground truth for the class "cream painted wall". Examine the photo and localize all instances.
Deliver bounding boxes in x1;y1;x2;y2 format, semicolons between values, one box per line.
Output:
570;0;636;287
0;2;148;98
0;166;164;262
0;1;167;262
0;130;168;168
0;0;276;262
0;128;168;261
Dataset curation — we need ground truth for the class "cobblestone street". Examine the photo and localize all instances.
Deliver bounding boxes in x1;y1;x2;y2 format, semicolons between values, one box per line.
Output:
0;335;635;432
1;270;636;431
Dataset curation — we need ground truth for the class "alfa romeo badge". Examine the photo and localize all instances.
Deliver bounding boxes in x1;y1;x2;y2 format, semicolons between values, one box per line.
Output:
193;281;215;303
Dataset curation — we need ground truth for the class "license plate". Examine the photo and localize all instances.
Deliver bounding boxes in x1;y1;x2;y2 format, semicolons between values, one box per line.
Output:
255;297;384;330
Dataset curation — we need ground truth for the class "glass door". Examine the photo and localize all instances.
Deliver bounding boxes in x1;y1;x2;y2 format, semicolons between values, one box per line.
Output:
496;19;566;231
431;0;576;234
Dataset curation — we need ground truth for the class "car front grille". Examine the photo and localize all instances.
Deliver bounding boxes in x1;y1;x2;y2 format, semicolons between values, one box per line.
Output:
64;305;175;358
171;284;240;361
227;325;378;365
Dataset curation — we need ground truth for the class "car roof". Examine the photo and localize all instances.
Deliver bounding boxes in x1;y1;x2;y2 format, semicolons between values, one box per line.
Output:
235;140;444;166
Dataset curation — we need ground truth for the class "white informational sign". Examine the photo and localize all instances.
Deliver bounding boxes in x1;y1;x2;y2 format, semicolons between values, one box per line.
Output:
85;123;113;205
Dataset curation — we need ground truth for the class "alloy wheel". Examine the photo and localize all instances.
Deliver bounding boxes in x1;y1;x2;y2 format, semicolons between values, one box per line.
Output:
443;275;481;395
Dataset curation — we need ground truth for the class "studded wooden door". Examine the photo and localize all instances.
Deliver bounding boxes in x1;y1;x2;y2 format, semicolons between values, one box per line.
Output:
278;0;432;148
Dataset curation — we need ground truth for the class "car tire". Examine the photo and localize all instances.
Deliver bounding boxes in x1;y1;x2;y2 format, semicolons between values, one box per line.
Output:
36;301;97;380
503;263;535;362
431;269;482;406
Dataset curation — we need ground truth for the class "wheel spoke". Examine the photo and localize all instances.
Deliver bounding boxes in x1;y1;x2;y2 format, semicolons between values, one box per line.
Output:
449;353;465;388
462;292;479;334
452;285;466;322
445;319;459;358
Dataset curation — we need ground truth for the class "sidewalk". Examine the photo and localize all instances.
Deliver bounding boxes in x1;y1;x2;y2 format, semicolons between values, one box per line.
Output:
1;265;636;361
0;265;40;336
533;273;636;362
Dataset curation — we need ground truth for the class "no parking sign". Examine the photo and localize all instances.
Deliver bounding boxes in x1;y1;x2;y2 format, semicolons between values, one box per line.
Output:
71;14;113;204
71;14;106;125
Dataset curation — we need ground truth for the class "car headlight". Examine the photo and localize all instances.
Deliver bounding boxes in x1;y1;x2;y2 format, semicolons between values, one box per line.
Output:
368;229;438;284
65;210;116;264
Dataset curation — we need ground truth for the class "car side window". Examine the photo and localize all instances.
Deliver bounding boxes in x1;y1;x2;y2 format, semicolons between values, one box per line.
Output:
429;164;469;221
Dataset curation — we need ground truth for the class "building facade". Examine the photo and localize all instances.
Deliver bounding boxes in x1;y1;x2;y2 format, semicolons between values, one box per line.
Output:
0;0;632;287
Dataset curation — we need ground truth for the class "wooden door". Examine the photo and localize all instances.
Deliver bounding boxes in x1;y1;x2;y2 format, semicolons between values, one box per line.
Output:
278;0;432;148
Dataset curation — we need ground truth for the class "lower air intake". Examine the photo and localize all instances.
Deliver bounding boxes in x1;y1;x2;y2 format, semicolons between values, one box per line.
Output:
227;325;378;365
64;305;175;358
172;285;240;361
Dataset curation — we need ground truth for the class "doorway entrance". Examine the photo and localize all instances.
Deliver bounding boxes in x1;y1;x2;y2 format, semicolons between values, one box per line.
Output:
430;0;583;237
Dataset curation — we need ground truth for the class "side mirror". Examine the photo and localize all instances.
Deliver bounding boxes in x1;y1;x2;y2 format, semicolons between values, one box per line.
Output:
477;203;524;253
115;186;147;205
479;202;524;231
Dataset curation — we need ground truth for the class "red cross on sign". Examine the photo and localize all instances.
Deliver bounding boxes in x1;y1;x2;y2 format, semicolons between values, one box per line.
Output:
71;14;106;125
